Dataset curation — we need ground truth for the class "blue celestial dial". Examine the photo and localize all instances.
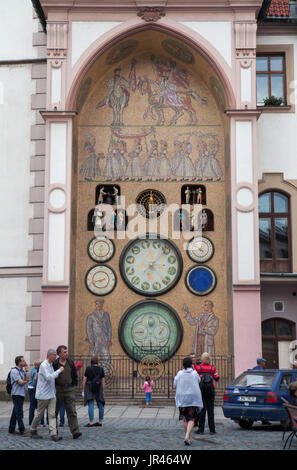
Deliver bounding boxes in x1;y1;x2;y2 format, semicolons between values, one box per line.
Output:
185;265;216;296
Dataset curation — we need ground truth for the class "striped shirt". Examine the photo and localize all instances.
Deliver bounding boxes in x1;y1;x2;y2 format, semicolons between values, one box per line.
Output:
195;363;219;388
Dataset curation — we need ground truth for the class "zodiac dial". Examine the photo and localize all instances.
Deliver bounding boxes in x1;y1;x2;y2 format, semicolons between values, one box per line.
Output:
118;300;183;361
120;235;183;296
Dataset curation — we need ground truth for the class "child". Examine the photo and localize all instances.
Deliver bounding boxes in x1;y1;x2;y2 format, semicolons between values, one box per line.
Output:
142;376;154;406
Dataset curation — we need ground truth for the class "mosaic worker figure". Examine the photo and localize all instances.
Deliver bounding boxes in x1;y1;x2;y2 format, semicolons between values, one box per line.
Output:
79;134;104;180
184;301;219;359
158;140;172;178
144;139;159;177
103;141;124;178
86;299;112;371
175;141;195;178
125;138;145;178
202;140;223;181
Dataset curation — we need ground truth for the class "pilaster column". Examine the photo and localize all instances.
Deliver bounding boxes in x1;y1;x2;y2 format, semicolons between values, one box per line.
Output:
40;110;76;358
46;21;68;110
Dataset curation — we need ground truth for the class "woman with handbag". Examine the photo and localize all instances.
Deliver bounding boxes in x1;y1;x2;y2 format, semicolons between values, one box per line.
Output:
82;356;105;427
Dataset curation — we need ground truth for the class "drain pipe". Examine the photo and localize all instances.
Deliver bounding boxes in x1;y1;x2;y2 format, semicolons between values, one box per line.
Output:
31;0;47;33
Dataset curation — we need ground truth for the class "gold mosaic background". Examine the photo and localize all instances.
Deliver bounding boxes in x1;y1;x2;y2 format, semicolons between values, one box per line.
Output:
69;31;233;360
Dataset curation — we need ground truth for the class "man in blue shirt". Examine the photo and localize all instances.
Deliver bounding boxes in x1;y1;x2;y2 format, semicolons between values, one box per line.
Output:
8;356;30;436
253;358;267;370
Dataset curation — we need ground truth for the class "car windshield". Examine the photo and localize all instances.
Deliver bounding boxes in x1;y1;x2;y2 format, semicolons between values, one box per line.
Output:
233;372;277;388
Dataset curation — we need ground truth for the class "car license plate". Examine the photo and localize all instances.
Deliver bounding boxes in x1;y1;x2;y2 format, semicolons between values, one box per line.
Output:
238;396;256;402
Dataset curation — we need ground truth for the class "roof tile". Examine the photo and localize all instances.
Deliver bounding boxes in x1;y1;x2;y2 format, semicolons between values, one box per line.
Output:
267;0;290;17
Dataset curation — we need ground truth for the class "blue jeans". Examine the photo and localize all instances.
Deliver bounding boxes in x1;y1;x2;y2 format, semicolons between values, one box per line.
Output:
9;395;25;433
145;392;152;404
59;401;66;425
87;399;104;422
28;388;37;426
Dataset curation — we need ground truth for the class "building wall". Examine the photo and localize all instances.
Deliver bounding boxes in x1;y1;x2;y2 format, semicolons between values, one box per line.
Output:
0;1;46;379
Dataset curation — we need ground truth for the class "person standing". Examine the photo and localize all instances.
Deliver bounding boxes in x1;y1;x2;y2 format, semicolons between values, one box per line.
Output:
30;349;64;441
142;376;154;406
82;356;105;427
195;352;219;435
174;356;203;446
28;360;42;426
8;356;30;436
252;358;266;370
53;345;82;439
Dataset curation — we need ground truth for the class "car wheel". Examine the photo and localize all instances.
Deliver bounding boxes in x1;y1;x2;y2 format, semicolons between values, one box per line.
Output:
238;418;254;429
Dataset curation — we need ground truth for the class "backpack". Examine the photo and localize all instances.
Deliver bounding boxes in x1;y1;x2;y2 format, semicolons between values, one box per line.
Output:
199;367;214;395
90;367;102;394
6;367;17;395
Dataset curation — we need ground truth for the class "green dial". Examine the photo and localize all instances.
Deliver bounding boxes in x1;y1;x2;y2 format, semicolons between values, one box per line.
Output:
118;300;183;361
120;235;183;296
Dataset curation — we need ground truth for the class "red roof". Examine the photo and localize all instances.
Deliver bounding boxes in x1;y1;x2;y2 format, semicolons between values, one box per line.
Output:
267;0;290;17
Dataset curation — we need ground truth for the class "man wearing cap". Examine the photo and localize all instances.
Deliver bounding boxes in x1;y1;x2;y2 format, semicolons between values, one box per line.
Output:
253;358;267;370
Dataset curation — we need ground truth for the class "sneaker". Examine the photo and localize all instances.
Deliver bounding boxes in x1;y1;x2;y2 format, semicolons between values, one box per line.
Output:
210;431;216;435
30;431;43;439
51;435;62;442
73;432;82;439
59;423;64;427
195;429;204;434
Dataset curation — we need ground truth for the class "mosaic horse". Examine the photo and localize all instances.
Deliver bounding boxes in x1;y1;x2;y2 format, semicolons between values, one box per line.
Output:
137;75;207;126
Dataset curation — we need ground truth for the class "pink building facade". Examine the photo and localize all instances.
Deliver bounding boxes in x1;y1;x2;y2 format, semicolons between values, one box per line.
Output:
37;0;266;376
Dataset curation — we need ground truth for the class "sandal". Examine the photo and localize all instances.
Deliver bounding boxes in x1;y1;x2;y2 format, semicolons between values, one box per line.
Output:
184;438;191;446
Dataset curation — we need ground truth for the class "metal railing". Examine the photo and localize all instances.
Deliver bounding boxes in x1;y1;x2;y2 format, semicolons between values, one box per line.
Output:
73;354;234;402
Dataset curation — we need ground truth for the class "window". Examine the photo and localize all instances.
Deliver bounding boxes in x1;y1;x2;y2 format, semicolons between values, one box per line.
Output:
259;191;291;273
256;54;286;106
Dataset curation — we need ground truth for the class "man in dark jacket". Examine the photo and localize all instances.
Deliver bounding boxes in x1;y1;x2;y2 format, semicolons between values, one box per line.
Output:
53;345;82;439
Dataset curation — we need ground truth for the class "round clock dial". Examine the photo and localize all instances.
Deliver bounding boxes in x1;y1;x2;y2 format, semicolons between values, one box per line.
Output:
118;300;183;361
187;236;214;263
120;235;183;296
85;265;117;296
185;265;216;296
87;237;115;263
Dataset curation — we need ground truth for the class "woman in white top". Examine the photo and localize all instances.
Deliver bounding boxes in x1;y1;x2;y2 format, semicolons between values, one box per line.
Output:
174;356;203;445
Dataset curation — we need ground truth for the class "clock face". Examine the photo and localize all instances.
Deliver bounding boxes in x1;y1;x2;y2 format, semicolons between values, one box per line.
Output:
85;265;117;296
120;235;183;296
87;237;115;263
118;300;183;361
187;236;214;263
185;265;217;296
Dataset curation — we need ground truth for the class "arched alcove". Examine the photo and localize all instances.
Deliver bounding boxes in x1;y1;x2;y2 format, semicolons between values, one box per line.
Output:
69;27;232;361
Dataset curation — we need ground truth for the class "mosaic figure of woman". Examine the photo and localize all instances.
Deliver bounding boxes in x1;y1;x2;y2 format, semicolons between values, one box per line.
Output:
202;140;223;181
118;140;128;176
175;141;195;178
103;141;123;178
170;139;183;176
158;140;172;178
125;138;145;178
144;140;159;177
195;141;208;180
79;134;104;180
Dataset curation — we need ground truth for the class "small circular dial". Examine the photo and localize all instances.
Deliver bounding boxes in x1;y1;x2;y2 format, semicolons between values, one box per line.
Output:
185;265;217;296
120;235;183;296
187;236;214;263
87;237;115;263
85;265;117;296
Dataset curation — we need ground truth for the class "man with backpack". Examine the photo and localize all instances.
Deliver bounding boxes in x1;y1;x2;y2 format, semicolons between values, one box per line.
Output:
8;356;30;436
195;352;219;435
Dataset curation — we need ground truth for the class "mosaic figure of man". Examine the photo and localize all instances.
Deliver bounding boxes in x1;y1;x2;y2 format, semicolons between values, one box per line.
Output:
86;299;112;371
184;300;219;359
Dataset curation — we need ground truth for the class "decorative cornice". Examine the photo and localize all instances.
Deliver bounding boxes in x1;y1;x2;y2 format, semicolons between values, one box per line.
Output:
137;6;166;22
47;21;68;58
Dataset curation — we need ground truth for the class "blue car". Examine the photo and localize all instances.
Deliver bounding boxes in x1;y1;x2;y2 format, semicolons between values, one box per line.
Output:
222;369;297;429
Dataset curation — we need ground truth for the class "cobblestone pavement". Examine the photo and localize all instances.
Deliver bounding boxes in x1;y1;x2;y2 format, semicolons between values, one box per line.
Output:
0;401;295;451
